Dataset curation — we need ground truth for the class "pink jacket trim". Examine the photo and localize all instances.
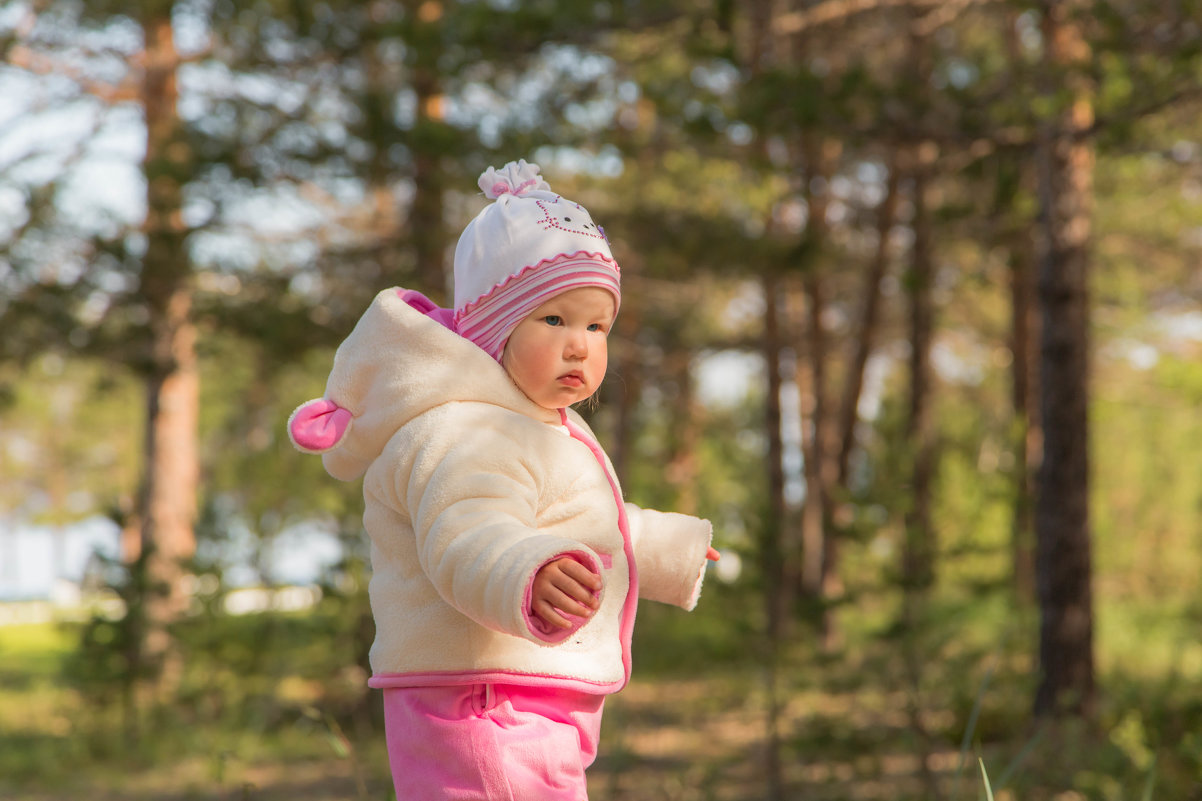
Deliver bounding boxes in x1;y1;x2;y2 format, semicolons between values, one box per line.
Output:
398;288;457;331
368;669;624;696
559;409;639;688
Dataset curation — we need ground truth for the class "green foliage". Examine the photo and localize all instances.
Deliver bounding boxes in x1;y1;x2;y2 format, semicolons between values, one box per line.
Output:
4;0;1202;797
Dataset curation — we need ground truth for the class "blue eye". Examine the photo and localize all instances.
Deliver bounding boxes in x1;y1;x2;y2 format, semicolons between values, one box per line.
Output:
543;315;563;326
587;323;603;332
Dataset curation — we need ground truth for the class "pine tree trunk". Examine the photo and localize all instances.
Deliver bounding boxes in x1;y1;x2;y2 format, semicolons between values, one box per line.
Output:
1033;0;1096;719
406;0;448;299
1002;7;1040;606
903;160;937;592
1009;237;1039;603
760;270;788;801
607;276;641;489
138;8;198;696
761;272;789;642
664;347;700;515
835;157;898;485
797;138;832;602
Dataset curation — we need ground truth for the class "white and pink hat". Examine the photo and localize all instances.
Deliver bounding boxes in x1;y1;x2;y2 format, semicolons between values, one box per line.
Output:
453;160;621;360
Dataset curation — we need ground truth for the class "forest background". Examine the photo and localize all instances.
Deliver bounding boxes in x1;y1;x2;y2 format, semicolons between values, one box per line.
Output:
2;0;1201;799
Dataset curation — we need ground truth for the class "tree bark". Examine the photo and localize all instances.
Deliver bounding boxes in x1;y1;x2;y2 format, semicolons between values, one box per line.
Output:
664;347;700;516
405;0;448;298
137;8;198;694
761;272;789;642
1033;0;1096;719
760;270;788;801
903;158;937;592
835;157;898;486
796;136;841;650
1001;6;1039;606
1009;234;1039;603
607;275;642;489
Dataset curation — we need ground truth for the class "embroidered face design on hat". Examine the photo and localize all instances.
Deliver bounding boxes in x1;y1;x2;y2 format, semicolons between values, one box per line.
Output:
535;197;608;243
452;160;621;365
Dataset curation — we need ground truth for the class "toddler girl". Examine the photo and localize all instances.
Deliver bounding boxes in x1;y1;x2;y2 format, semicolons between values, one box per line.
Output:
288;160;715;800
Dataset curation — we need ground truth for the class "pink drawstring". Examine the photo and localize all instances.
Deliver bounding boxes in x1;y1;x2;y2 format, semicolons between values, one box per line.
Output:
491;178;539;197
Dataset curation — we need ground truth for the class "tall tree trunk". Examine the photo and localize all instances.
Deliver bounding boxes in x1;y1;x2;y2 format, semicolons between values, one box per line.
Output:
365;37;401;288
1009;235;1039;603
760;270;788;801
1001;6;1039;606
138;7;198;696
664;347;700;515
405;0;448;298
835;156;899;486
607;274;642;489
1033;0;1096;719
796;136;843;652
903;155;937;592
796;149;830;601
761;273;789;640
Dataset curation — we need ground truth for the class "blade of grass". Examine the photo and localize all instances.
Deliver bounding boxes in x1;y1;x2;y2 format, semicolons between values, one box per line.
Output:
993;722;1046;792
955;657;996;800
1140;755;1158;801
979;758;995;801
957;657;995;776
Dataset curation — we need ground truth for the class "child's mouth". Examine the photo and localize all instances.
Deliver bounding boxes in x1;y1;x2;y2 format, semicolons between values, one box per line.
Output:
559;372;584;387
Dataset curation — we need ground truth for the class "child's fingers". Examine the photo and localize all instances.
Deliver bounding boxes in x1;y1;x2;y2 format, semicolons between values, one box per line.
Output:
532;598;573;629
557;559;603;592
538;585;596;622
531;558;603;629
545;569;599;611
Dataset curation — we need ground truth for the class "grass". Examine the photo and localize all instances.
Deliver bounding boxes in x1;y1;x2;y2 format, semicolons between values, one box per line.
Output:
0;587;1198;801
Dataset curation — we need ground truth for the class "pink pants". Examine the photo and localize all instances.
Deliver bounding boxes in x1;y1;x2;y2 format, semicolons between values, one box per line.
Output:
382;684;605;800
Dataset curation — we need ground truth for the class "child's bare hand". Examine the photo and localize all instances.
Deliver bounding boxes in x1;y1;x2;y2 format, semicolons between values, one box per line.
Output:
531;557;602;630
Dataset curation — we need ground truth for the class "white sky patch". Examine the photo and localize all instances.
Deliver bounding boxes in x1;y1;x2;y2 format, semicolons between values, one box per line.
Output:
58;158;145;229
0;516;119;601
931;339;986;386
858;351;895;420
695;349;763;408
1155;310;1202;343
1106;338;1161;370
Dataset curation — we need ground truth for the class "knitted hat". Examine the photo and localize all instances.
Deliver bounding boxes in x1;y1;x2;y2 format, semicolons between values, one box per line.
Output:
453;160;621;360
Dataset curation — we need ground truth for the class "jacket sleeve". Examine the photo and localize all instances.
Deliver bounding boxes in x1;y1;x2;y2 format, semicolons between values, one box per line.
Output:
402;423;602;645
624;504;712;610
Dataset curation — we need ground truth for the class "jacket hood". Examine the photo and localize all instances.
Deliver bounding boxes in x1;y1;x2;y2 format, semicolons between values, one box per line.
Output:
287;287;560;481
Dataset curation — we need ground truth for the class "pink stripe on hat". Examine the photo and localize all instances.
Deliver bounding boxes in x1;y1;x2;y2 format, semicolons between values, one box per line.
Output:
455;252;621;361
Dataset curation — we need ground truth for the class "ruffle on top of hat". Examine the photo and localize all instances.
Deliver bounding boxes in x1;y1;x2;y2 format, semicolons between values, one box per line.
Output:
478;159;551;199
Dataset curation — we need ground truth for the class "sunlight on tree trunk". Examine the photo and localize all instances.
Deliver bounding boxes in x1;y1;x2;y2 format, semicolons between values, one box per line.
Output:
137;8;198;699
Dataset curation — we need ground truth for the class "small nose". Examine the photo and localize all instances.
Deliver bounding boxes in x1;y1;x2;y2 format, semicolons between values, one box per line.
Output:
564;328;588;359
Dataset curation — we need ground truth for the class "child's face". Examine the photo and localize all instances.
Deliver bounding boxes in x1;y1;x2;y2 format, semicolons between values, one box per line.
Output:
502;286;616;410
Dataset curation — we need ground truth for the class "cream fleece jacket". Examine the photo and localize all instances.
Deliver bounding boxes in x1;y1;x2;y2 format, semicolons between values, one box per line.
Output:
288;288;713;693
